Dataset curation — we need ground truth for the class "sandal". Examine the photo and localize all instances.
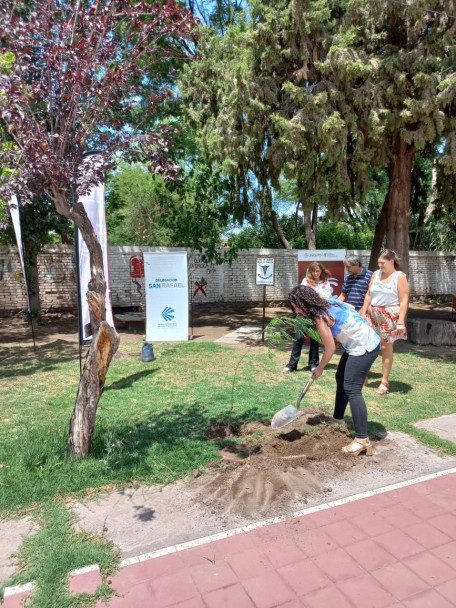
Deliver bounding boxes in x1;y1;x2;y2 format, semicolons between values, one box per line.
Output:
375;381;389;395
341;438;373;456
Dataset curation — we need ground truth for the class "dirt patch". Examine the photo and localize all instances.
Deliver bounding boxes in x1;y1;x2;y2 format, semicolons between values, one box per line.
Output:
199;414;370;518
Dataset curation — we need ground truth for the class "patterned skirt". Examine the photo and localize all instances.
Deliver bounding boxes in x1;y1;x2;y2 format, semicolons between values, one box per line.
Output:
366;305;407;343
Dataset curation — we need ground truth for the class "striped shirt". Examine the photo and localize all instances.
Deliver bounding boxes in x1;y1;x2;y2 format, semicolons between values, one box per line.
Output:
341;268;372;311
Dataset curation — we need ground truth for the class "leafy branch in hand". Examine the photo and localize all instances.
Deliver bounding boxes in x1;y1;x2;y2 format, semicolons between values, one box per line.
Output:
265;316;321;353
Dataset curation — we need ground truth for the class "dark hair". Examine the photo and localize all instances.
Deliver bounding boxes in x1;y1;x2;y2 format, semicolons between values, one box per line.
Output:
289;285;330;321
306;262;332;286
379;249;402;271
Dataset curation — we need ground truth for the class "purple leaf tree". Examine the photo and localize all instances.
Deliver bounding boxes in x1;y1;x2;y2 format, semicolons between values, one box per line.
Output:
0;0;198;459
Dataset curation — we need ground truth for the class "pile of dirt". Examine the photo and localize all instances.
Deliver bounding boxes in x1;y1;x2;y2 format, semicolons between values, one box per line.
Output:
196;413;370;518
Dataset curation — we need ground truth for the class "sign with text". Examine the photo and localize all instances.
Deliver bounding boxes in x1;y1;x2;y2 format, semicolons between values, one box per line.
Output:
256;257;275;285
144;252;189;342
297;249;346;297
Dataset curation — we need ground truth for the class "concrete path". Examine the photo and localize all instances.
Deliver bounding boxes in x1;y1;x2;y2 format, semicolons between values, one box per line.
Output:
5;469;456;608
214;324;262;344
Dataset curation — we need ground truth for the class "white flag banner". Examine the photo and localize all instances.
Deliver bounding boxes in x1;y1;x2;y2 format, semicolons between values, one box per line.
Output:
144;251;189;342
9;195;31;314
76;168;114;343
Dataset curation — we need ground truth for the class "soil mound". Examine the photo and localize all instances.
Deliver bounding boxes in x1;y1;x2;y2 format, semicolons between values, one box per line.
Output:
198;412;362;518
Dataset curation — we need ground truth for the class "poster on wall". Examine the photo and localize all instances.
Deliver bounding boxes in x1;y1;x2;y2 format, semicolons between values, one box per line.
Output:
297;249;346;297
144;251;189;342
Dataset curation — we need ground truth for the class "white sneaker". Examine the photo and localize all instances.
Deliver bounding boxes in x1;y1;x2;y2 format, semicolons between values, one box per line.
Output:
283;366;294;373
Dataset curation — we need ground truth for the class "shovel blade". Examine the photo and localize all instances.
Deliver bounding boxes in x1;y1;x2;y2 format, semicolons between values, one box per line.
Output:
271;405;303;430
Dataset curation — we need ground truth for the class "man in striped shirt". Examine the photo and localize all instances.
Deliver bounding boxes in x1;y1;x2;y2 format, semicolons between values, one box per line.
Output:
338;256;373;311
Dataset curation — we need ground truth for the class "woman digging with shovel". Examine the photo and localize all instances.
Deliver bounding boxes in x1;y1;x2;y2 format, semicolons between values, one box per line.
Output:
287;285;381;456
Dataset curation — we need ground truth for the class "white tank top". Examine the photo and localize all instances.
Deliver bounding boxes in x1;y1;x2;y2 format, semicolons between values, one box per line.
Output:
370;270;405;307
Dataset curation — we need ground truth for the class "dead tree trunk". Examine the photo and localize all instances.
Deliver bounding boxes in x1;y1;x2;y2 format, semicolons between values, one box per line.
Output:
52;188;119;459
384;135;415;276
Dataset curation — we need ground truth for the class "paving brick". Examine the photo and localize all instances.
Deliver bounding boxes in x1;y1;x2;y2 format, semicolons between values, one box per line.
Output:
226;548;275;580
371;561;429;600
375;530;424;560
402;588;454;608
344;538;397;571
303;584;355;608
377;504;422;528
311;547;363;583
203;583;255;608
2;591;32;608
323;519;367;546
100;581;153;607
242;570;296;608
429;513;456;540
403;551;456;586
261;538;307;569
139;552;185;581
209;532;256;557
434;579;456;604
402;497;447;520
69;567;102;595
189;559;237;595
108;562;148;593
336;574;395;608
169;595;206;608
294;528;339;557
349;511;395;537
402;521;452;549
431;540;456;571
148;570;198;606
277;558;332;596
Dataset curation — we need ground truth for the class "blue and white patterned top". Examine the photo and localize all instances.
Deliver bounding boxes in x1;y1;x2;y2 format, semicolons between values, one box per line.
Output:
326;298;380;356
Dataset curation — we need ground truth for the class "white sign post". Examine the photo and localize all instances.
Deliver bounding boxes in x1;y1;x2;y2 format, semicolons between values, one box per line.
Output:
256;257;275;342
144;252;189;342
256;257;275;286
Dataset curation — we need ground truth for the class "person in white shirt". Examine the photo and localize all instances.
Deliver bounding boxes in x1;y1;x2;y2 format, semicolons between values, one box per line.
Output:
359;249;409;395
283;262;333;373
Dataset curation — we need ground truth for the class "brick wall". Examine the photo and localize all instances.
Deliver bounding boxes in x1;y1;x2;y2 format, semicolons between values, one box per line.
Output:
0;245;455;314
0;247;28;311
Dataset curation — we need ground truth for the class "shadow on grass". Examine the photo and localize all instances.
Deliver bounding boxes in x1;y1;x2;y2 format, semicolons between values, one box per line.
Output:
105;369;158;391
0;340;80;379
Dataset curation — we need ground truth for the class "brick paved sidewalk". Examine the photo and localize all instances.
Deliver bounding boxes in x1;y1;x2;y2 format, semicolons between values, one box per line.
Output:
4;471;456;608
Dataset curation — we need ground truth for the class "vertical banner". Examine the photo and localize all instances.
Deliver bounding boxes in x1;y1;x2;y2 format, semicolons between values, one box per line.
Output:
76;156;114;343
144;252;189;342
298;249;346;297
8;195;31;314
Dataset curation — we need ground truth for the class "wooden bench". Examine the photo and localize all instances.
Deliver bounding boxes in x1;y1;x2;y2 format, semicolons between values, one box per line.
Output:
114;313;145;332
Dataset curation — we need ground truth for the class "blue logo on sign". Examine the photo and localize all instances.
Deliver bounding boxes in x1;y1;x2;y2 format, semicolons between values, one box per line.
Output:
161;307;175;321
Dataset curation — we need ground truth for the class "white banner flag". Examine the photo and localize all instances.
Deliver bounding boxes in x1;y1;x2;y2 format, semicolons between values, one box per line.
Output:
144;252;189;342
76;160;114;342
8;195;31;314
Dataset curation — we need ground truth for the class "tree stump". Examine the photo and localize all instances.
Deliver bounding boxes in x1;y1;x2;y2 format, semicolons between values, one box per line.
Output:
407;318;456;346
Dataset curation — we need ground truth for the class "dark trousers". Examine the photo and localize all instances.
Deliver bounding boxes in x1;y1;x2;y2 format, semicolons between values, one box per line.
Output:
288;317;320;370
333;345;380;438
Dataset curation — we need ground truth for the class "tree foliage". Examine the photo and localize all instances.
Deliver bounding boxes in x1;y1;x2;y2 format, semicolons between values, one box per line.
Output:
180;0;456;269
0;0;198;459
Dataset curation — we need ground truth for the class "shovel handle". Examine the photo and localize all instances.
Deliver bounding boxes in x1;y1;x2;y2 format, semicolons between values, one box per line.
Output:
296;375;315;409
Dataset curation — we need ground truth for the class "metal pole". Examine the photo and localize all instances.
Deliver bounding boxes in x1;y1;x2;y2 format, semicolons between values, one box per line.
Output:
262;285;266;343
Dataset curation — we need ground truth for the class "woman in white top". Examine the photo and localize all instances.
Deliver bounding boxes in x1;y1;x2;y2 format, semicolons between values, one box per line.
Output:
284;262;333;373
359;249;409;395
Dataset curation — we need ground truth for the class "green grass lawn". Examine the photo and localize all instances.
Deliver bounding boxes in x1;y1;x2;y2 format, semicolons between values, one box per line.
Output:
1;337;455;606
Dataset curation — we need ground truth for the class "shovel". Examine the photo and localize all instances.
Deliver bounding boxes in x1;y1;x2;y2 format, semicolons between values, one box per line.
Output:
271;375;315;430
